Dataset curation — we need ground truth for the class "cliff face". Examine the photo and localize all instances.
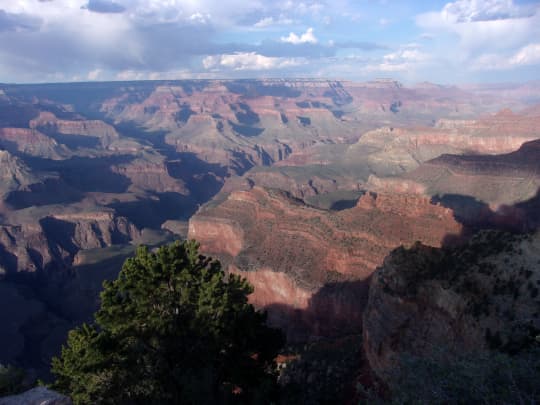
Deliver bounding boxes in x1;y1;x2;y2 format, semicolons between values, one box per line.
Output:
344;108;540;176
99;80;528;176
0;224;52;276
0;128;69;159
111;152;187;194
0;209;139;276
189;186;462;340
363;231;540;379
0;150;46;197
404;139;540;208
30;112;119;148
101;81;359;175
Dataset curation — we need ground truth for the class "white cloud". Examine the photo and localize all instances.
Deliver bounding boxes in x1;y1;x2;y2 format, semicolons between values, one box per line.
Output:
189;12;211;24
203;52;306;71
282;1;324;17
441;0;535;23
87;68;102;80
116;70;148;80
510;43;540;66
416;0;540;79
471;42;540;70
361;46;430;73
281;27;317;44
417;0;540;53
253;16;294;28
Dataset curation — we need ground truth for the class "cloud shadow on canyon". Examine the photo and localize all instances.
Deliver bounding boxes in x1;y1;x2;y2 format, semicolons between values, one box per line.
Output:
434;187;540;248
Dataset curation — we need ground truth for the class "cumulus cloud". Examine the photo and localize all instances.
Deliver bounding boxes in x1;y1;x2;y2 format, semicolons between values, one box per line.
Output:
253;16;294;28
510;43;540;66
203;52;306;71
377;48;429;72
82;0;126;14
471;42;540;70
416;0;540;78
87;68;103;80
417;0;540;52
442;0;535;23
281;27;317;44
0;10;41;32
189;12;211;24
1;0;538;83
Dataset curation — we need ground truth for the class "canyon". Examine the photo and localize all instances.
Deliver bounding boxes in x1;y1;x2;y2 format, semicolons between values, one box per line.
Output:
0;79;539;387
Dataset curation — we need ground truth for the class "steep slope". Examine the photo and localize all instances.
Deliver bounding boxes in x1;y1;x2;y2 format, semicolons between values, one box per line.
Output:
101;81;360;175
342;107;540;176
30;111;119;149
405;138;540;207
0;128;69;159
363;230;540;379
189;186;461;340
0;204;139;276
111;151;187;194
99;79;532;176
0;150;49;198
360;138;540;233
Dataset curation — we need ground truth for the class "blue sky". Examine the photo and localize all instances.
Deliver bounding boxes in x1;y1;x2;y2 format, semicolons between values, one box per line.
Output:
0;0;539;84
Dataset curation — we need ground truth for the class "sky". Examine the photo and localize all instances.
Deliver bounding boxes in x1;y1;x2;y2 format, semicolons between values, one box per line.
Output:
0;0;539;84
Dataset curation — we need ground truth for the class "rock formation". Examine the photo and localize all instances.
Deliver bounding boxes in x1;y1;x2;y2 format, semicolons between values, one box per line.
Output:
343;107;540;176
189;186;462;340
111;151;187;194
363;230;540;379
0;207;139;276
0;151;47;198
0;128;68;159
0;387;72;405
30;112;119;149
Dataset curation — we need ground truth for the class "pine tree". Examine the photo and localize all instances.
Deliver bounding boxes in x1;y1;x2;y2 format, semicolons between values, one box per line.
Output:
51;240;284;404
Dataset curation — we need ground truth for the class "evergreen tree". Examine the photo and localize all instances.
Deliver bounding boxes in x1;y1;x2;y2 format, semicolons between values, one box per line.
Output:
51;240;284;404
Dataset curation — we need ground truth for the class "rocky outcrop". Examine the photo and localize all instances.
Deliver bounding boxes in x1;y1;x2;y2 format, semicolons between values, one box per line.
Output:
403;138;540;209
0;208;139;275
0;387;72;405
0;151;47;197
189;186;462;340
363;230;540;379
111;152;187;194
346;107;540;176
29;112;119;148
0;128;68;159
0;224;53;276
44;211;139;251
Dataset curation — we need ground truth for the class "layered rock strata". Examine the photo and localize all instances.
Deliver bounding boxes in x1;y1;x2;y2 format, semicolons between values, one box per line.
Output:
189;186;462;340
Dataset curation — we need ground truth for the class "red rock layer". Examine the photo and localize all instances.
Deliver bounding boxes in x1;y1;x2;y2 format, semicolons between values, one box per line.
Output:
189;186;462;340
0;128;68;159
0;208;139;276
29;112;119;148
111;153;187;194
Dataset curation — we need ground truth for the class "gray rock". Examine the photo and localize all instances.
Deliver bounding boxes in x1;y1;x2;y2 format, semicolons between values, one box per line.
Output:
0;387;72;405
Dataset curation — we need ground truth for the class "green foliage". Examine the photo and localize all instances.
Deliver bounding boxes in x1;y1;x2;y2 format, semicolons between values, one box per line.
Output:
0;364;26;396
51;240;284;404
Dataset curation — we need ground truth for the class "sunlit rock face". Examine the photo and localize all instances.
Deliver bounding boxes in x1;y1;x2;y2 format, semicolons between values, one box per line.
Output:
189;186;462;341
